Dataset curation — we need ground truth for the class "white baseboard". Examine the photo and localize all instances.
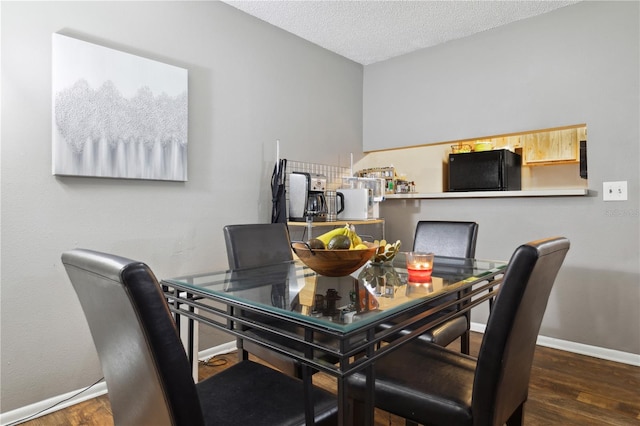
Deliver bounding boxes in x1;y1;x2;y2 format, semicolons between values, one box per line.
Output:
0;381;108;426
0;342;237;426
470;322;640;367
198;341;237;362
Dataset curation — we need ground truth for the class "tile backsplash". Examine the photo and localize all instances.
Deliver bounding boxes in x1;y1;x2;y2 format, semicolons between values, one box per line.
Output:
285;160;351;191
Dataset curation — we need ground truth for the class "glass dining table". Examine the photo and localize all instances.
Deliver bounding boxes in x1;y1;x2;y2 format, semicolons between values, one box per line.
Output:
161;252;507;426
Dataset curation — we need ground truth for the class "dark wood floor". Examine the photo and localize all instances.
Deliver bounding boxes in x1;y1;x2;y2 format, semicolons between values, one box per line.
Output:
20;332;640;425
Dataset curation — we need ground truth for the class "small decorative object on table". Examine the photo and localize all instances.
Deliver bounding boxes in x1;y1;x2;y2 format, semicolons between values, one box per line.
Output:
371;239;402;264
358;239;404;298
358;261;405;298
406;252;434;283
291;241;378;277
291;224;378;277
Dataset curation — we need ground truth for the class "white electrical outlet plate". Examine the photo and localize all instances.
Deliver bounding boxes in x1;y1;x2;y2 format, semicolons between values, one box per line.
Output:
603;181;628;201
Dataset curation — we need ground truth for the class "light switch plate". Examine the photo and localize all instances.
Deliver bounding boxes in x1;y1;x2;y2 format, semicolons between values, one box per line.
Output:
603;181;628;201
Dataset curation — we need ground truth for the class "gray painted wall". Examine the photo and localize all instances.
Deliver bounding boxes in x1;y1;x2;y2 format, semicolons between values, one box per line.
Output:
1;1;362;412
369;2;639;354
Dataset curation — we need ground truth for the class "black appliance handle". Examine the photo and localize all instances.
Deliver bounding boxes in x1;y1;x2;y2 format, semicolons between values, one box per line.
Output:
336;192;345;214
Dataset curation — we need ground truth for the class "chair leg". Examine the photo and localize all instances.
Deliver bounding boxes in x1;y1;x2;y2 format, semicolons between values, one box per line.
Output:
236;337;249;361
459;290;471;355
461;330;470;355
349;398;365;425
506;402;525;426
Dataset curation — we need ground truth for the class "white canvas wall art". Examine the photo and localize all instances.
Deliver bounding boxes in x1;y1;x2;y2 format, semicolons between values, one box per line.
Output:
52;33;188;181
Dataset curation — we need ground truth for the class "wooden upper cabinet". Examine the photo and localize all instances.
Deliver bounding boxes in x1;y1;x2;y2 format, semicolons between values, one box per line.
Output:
521;128;581;165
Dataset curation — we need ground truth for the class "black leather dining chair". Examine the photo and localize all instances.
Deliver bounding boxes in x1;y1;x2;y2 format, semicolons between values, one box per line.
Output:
347;236;570;426
224;223;294;270
62;248;337;426
380;220;479;353
224;223;339;378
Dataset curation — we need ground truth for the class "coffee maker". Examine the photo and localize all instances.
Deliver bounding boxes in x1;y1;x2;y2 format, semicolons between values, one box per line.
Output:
288;172;328;221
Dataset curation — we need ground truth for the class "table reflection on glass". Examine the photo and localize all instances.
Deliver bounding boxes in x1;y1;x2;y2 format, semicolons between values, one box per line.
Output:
161;253;507;426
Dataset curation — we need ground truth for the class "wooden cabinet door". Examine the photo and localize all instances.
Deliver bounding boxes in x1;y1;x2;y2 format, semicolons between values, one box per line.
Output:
522;128;579;165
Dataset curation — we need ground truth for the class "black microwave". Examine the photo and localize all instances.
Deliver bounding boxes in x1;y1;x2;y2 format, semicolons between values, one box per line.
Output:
448;149;522;192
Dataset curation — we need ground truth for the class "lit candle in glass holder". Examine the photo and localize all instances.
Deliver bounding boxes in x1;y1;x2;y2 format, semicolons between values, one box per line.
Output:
406;252;434;283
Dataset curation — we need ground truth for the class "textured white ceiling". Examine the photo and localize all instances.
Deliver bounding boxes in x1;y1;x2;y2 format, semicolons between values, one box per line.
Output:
222;1;580;65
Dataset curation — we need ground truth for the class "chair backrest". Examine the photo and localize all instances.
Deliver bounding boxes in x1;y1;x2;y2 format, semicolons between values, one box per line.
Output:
62;249;204;426
223;223;293;269
472;237;570;425
413;220;479;258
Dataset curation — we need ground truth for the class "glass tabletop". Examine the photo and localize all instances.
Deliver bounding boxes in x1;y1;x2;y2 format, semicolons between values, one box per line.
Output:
163;253;507;333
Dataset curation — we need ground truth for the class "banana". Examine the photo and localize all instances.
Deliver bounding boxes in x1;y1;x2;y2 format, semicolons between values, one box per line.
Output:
348;224;363;248
344;225;354;248
316;226;350;246
315;224;368;249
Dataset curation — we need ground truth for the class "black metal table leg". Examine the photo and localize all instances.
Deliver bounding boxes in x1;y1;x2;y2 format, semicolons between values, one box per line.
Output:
365;328;376;425
303;328;315;425
337;375;349;426
302;364;314;425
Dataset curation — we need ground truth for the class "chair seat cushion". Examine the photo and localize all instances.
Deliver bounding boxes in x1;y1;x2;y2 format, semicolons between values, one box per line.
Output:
378;311;468;347
241;312;343;371
197;360;337;426
346;341;476;426
421;315;468;346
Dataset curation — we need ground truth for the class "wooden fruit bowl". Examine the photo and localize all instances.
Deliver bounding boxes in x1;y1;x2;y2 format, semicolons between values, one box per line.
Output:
291;241;378;277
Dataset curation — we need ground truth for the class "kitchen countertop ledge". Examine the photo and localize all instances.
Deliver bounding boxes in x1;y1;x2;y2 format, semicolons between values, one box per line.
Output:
385;189;589;199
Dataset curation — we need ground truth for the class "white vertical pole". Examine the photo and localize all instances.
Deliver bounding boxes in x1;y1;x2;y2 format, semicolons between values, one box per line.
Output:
350;152;353;176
